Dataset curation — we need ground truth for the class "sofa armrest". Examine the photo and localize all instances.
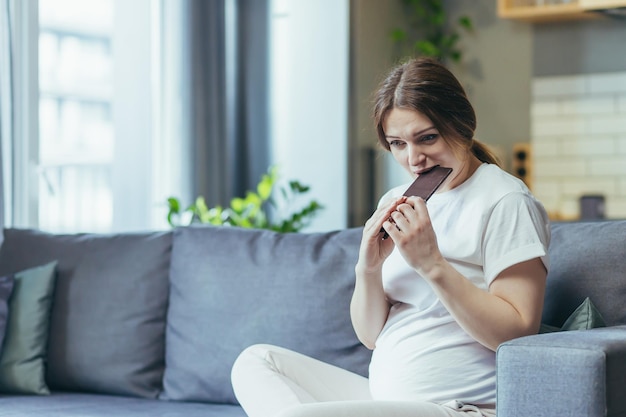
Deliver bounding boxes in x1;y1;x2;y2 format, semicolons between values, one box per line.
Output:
496;325;626;417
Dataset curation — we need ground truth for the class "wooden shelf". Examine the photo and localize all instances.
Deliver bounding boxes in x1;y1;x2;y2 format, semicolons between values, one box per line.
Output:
497;0;613;22
580;0;626;9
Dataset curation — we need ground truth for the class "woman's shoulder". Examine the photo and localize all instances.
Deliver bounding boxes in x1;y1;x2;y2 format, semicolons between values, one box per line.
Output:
470;163;532;198
474;164;549;223
448;163;547;218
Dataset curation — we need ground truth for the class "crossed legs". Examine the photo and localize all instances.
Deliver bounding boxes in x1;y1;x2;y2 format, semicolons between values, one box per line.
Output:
231;344;495;417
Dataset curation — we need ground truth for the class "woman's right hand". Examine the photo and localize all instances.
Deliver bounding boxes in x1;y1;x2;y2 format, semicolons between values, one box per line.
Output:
351;196;404;349
356;196;405;273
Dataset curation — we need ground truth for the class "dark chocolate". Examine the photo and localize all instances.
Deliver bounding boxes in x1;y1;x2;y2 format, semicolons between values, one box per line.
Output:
402;165;453;200
380;165;453;239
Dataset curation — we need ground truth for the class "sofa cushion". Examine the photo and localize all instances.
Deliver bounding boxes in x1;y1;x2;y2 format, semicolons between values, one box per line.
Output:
0;261;57;395
0;228;172;398
0;274;14;355
161;226;371;404
542;220;626;327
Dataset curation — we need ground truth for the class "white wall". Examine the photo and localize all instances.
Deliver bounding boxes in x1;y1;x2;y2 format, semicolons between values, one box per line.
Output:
531;71;626;220
268;0;349;232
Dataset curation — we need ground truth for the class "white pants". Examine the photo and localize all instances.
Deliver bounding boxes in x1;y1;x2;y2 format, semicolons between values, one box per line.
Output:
231;344;496;417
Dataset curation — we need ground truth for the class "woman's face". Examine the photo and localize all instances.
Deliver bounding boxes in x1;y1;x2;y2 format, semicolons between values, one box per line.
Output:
383;107;467;186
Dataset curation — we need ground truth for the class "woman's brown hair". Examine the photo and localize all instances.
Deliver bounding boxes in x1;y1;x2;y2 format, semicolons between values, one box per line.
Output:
372;58;500;166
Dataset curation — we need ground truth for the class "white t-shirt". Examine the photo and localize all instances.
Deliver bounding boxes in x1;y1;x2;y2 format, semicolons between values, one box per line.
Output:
368;163;550;405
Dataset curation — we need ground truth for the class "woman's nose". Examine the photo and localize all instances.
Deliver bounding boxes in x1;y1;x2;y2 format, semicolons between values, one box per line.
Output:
408;145;425;167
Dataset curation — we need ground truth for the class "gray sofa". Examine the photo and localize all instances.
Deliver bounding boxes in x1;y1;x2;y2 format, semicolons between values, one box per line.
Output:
0;221;623;417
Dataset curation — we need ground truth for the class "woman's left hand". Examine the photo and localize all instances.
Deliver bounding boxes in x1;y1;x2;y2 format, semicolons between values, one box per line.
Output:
384;196;444;278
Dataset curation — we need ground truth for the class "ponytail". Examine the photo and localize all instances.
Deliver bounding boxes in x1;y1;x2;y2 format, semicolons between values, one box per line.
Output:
471;139;501;167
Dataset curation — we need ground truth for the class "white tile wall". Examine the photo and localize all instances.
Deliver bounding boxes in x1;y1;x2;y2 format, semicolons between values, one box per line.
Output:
531;71;626;220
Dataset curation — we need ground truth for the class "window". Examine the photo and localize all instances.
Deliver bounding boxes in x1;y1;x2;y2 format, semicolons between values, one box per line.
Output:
8;0;184;233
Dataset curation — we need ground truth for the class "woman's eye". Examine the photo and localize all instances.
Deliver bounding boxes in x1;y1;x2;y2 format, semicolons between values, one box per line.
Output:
421;134;438;142
389;140;405;148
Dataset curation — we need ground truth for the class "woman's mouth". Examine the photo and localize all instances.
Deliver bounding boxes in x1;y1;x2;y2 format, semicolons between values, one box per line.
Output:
414;165;440;176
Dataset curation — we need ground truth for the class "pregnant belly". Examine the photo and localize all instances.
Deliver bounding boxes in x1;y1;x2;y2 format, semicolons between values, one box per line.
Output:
368;324;496;404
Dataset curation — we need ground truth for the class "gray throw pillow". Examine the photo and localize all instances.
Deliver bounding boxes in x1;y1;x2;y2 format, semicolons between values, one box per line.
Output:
0;261;57;394
160;226;372;404
0;228;172;398
0;274;15;355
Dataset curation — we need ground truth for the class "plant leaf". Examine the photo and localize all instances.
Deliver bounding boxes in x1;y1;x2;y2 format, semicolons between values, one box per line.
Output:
432;10;445;26
257;173;274;201
167;197;180;213
230;197;246;213
390;28;407;43
415;40;440;57
195;196;208;212
289;180;310;194
245;191;262;207
166;197;181;227
450;50;462;62
458;15;473;31
442;32;459;49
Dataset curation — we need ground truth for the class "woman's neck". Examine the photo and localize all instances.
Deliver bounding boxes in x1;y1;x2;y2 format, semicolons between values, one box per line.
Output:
440;155;483;192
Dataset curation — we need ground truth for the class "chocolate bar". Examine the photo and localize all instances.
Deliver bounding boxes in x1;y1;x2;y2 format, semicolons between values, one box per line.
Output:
380;165;453;239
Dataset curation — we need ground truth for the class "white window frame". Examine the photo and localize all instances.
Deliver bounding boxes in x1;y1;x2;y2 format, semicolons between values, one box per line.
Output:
10;0;39;228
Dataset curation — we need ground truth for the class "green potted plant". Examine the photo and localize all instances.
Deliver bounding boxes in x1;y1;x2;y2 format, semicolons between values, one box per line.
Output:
166;166;323;233
390;0;473;63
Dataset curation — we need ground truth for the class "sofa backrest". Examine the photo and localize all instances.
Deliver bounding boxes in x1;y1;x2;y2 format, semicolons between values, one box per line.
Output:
2;220;622;401
542;220;626;327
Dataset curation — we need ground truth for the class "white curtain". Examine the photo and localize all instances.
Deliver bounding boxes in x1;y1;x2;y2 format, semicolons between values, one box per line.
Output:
0;0;14;234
